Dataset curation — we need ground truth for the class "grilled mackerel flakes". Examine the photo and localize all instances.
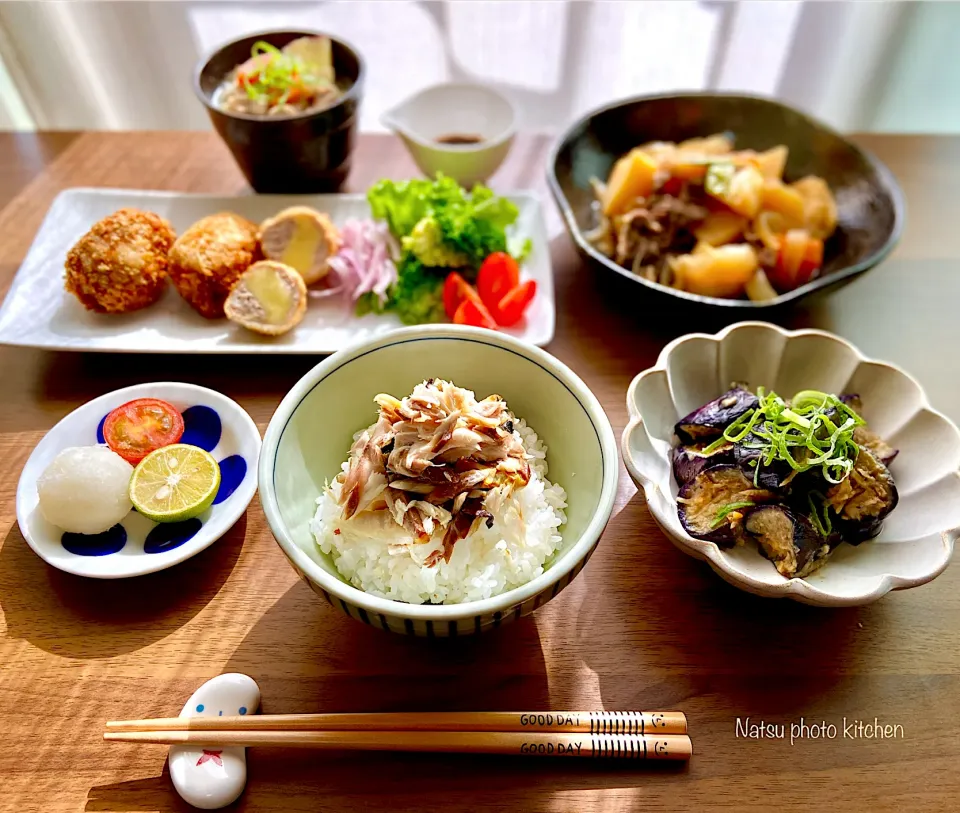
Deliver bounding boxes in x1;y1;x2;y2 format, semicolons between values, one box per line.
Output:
334;379;532;567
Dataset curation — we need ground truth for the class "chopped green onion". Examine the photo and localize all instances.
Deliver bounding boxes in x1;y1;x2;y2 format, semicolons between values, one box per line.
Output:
711;501;756;529
720;388;863;486
780;408;812;429
252;41;281;56
705;162;735;198
721;407;762;443
807;491;833;537
237;40;334;106
700;436;731;455
791;390;830;410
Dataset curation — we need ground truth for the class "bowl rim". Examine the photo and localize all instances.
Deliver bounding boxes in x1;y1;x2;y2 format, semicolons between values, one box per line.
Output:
380;81;518;154
621;321;958;605
193;28;365;124
15;381;262;579
258;324;620;620
545;90;907;309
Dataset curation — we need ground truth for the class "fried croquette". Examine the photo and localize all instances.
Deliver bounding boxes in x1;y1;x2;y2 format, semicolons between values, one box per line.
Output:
224;260;307;336
258;206;340;285
64;208;176;314
168;212;260;318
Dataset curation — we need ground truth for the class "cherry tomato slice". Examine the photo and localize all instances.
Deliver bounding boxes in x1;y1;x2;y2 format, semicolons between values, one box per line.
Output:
453;298;498;330
443;272;482;320
477;252;520;312
495;280;537;327
103;398;185;464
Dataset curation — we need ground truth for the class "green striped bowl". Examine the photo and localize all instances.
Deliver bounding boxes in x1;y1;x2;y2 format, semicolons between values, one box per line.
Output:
259;325;619;635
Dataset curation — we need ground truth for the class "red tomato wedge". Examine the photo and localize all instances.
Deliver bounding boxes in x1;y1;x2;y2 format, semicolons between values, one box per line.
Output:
443;272;482;320
453;298;498;330
477;252;520;312
103;398;185;464
494;280;537;327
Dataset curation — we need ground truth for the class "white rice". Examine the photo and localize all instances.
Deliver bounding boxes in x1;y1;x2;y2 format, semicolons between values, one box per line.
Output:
310;418;568;604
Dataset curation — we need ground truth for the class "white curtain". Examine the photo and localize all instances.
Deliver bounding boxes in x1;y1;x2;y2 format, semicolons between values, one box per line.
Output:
0;0;943;134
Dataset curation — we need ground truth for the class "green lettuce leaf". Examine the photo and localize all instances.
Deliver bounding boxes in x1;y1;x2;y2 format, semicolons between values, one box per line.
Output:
367;174;519;268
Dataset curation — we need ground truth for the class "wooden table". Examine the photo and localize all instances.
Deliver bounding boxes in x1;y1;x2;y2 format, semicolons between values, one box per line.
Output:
1;132;958;812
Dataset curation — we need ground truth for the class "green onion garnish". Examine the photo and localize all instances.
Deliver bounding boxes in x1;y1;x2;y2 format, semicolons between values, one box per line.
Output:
705;162;735;198
719;388;863;485
239;41;332;104
711;501;756;528
808;491;833;537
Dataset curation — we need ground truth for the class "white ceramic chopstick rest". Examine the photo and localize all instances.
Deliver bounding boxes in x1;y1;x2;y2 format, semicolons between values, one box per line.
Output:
168;673;261;809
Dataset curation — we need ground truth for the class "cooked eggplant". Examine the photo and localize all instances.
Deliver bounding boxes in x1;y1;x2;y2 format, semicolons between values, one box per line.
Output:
839;393;863;412
672;442;734;486
839;394;899;465
674;386;901;579
742;505;832;578
825;447;898;543
675;387;759;444
677;464;776;545
733;435;797;491
853;425;899;466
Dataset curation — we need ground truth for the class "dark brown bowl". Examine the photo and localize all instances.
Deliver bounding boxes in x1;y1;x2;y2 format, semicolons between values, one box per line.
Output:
547;92;905;312
195;30;364;193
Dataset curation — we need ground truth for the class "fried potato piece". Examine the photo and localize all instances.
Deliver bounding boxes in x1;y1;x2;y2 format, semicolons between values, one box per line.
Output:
168;212;260;318
64;208;176;314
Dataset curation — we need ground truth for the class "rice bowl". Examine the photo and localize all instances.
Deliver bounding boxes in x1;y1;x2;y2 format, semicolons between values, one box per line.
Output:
258;325;618;636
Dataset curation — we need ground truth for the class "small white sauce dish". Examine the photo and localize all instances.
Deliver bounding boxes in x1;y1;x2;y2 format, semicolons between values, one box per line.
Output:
382;83;517;187
622;322;960;607
16;382;261;579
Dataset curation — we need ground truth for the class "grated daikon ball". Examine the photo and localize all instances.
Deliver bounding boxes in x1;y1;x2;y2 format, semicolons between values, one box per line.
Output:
37;446;134;534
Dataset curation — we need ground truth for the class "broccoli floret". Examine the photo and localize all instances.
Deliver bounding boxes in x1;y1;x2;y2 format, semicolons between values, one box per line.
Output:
401;217;470;268
376;256;446;325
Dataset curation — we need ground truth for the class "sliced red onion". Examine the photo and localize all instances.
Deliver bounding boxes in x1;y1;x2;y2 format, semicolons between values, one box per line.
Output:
327;218;398;306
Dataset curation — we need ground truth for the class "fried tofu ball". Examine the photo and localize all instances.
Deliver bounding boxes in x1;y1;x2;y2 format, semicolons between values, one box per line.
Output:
64;208;176;314
168;213;260;318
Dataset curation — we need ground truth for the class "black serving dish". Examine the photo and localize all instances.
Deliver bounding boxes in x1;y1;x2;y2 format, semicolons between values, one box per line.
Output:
547;93;905;312
195;30;364;193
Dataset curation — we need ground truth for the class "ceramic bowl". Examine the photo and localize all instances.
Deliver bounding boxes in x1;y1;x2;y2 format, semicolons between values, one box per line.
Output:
16;383;261;578
622;322;960;606
195;30;364;193
259;325;619;635
548;92;905;314
382;83;516;187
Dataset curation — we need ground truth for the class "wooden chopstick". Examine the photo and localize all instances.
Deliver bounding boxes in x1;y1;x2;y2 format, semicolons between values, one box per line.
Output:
106;710;687;735
104;730;692;761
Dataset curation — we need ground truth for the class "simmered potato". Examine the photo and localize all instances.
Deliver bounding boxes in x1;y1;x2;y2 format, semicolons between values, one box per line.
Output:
717;165;764;219
694;210;747;246
755;145;788;180
791;176;838;240
671;244;759;298
760;180;806;225
602;149;658;216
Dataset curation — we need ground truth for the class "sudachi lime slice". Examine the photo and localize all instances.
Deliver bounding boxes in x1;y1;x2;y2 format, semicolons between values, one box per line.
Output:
129;444;221;523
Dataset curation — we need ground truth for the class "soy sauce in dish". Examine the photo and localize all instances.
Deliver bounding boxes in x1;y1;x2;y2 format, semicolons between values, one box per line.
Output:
435;134;484;145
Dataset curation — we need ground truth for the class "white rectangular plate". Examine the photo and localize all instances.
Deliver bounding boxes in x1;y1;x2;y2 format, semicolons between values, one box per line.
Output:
0;188;555;353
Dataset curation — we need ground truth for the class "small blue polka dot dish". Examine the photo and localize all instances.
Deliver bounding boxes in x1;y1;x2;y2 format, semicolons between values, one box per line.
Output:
15;382;261;579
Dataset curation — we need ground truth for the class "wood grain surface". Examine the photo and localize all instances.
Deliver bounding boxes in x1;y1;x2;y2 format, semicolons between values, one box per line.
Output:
1;132;958;812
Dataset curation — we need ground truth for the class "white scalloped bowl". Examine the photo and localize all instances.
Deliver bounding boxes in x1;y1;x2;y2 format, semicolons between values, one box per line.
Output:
622;322;960;606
